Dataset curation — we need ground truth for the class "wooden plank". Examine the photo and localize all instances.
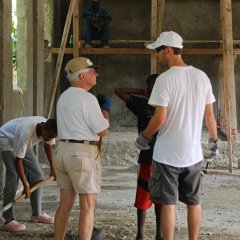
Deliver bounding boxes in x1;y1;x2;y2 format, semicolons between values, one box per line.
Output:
64;39;240;47
183;48;223;55
151;0;158;39
149;39;240;45
50;48;153;55
72;0;79;57
79;39;150;44
46;0;76;118
154;0;165;73
150;0;158;74
218;0;226;142
218;59;227;133
221;0;237;173
49;47;240;56
157;0;165;33
79;0;83;48
80;48;153;55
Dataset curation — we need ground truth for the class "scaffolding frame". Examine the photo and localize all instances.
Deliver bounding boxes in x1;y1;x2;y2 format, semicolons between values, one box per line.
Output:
47;0;238;173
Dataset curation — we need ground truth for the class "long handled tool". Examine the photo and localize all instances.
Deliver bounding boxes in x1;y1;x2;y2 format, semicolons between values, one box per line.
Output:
201;161;209;175
1;176;54;216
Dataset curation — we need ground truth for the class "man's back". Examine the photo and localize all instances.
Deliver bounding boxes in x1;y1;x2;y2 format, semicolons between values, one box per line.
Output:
0;116;46;142
149;66;215;167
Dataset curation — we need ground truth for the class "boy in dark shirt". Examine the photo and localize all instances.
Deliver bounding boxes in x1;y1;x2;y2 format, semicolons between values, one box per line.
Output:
115;74;162;240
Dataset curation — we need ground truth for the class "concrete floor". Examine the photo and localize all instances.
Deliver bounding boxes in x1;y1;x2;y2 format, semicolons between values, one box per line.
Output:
0;166;240;239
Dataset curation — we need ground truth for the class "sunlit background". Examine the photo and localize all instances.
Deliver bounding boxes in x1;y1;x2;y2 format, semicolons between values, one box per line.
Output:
12;0;17;87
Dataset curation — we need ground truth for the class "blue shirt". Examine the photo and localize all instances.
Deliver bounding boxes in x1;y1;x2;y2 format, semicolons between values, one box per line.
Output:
83;7;109;21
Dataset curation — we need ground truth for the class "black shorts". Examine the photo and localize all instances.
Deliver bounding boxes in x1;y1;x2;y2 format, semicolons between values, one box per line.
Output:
149;160;202;205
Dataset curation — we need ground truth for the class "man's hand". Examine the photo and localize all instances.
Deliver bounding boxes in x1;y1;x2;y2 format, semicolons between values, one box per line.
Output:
98;95;111;112
23;184;31;199
204;138;220;159
50;169;57;180
135;132;152;150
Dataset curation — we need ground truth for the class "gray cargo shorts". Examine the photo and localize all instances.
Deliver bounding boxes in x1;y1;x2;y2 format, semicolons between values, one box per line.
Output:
149;160;202;205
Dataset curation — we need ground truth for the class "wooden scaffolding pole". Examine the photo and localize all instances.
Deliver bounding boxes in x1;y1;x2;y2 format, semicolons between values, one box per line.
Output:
73;0;79;57
150;0;158;74
46;0;77;118
157;0;165;34
150;0;165;74
221;0;238;173
218;1;226;132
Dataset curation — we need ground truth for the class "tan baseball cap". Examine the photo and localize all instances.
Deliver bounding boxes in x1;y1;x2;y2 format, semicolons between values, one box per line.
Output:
65;57;96;73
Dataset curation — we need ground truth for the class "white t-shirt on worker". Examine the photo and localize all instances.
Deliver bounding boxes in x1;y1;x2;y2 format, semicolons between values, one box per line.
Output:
57;87;109;141
149;66;215;168
0;116;55;158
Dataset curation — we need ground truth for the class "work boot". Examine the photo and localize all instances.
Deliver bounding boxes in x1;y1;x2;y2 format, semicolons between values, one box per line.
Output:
0;220;26;232
91;227;104;240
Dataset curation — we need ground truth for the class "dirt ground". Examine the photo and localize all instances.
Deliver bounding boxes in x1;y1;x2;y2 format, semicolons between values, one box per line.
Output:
0;166;240;240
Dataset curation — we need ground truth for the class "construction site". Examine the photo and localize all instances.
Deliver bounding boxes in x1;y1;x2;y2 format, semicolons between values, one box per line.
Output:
0;0;240;239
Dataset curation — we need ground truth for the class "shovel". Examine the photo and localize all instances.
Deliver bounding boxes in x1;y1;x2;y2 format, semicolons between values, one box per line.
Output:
1;176;54;217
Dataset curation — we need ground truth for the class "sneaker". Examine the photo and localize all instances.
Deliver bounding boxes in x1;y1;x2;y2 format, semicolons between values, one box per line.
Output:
102;44;110;48
31;213;54;224
92;227;104;240
0;220;26;232
85;43;92;48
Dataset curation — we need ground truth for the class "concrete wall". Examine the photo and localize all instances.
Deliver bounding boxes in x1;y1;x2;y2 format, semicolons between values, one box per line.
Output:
1;1;240;129
55;0;236;129
0;0;47;123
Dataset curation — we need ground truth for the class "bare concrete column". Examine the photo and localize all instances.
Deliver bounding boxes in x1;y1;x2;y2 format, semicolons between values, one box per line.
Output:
0;0;14;194
33;0;45;116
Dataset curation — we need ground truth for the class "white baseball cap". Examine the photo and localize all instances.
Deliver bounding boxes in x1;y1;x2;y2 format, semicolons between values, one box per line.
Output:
147;31;183;49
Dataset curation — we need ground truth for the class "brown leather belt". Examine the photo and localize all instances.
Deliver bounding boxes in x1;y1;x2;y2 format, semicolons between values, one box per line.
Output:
60;139;98;146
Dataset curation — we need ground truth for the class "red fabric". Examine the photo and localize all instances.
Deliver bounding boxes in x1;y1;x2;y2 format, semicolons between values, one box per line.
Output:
134;164;153;210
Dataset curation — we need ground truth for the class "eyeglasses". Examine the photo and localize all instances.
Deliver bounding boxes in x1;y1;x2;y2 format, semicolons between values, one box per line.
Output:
81;68;97;75
155;46;167;53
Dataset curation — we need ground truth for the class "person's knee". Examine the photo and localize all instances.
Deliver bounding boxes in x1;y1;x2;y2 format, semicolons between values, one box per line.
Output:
58;189;76;212
81;202;96;212
80;194;97;211
30;173;44;185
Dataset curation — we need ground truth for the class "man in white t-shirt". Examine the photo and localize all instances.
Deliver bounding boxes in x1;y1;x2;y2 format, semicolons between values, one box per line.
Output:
136;31;218;240
55;57;110;240
0;117;57;232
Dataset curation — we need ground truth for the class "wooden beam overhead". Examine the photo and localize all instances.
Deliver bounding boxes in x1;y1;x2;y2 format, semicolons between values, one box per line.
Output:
49;47;240;56
50;47;153;55
75;39;240;45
